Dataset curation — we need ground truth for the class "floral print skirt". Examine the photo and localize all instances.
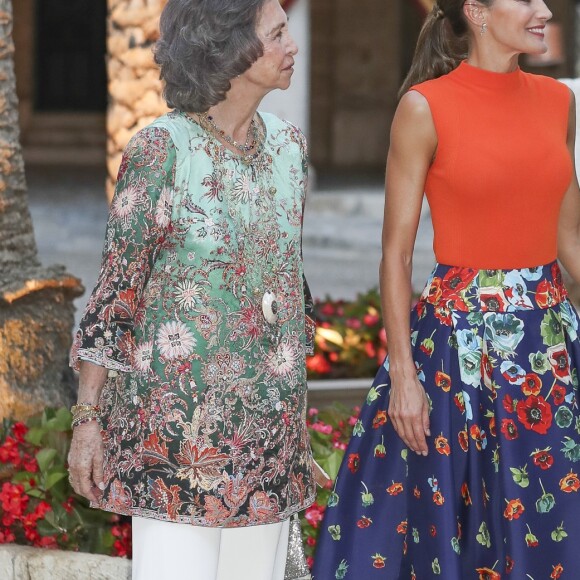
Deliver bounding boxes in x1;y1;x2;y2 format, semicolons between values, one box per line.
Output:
312;262;580;580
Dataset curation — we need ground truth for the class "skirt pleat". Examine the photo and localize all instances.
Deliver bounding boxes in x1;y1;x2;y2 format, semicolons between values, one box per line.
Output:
312;262;580;580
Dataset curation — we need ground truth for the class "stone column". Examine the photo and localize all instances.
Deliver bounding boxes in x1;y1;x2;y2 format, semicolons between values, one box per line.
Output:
0;0;83;421
106;0;168;201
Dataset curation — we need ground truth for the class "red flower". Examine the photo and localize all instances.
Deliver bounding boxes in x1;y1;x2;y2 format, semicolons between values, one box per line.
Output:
458;429;469;452
22;454;38;473
306;354;331;375
552;385;566;405
0;528;15;544
112;522;133;558
432;490;445;505
461;482;472;505
435;371;451;392
506;555;514;573
0;437;21;467
469;425;487;451
347;453;360;473
480;289;509;312
551;263;566;297
559;471;580;493
476;568;501;580
536;280;558;308
304;503;325;528
426;277;443;305
386;482;404;496
531;448;553;470
551;564;564;579
415;300;426;319
516;395;553;434
434;434;451;456
441;267;477;298
372;554;386;569
37;535;58;549
396;520;407;535
501;418;519;440
521;373;542;396
0;482;28;518
357;516;372;528
548;346;571;384
434;304;453;326
502;394;515;414
503;498;525;520
429;524;437;537
372;410;387;429
11;422;28;443
363;313;380;326
62;497;75;514
454;394;466;414
481;354;493;383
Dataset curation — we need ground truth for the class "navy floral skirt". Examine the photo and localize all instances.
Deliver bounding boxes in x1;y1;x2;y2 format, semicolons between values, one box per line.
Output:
312;262;580;580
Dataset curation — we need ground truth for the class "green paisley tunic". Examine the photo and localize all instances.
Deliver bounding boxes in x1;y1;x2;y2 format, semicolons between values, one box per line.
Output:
71;110;316;527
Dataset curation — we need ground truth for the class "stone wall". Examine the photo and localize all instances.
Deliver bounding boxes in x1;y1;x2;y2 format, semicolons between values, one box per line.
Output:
106;0;168;200
0;545;131;580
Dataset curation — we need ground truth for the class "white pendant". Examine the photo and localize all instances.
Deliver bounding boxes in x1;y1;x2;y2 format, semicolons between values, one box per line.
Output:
262;291;279;324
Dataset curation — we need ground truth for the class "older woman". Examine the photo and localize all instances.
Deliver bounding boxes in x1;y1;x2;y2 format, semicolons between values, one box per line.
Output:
67;1;316;578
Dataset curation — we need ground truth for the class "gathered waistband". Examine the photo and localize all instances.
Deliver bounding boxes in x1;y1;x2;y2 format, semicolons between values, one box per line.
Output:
418;261;567;313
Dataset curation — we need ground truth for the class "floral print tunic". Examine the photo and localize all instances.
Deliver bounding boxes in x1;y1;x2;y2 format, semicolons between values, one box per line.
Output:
71;111;316;527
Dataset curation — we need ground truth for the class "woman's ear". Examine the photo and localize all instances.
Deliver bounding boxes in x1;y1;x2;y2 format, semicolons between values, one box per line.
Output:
463;1;486;28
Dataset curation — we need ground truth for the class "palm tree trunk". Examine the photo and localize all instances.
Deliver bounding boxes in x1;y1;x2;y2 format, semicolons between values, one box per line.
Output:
0;0;83;420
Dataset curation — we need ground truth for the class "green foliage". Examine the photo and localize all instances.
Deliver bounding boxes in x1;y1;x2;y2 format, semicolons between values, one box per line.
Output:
0;409;130;556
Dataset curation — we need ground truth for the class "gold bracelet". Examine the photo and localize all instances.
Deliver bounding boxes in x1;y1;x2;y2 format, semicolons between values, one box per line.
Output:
72;415;101;428
71;403;100;411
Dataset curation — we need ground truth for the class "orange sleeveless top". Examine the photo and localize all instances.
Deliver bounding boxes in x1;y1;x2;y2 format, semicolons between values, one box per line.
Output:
411;61;572;269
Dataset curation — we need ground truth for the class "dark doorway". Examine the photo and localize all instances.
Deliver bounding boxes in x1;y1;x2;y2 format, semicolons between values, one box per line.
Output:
35;0;107;111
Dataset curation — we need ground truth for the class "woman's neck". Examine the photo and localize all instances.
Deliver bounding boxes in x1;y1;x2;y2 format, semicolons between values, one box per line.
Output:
467;47;520;74
205;84;264;143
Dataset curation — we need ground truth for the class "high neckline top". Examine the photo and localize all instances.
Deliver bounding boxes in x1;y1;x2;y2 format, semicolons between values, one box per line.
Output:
410;64;572;270
453;60;523;90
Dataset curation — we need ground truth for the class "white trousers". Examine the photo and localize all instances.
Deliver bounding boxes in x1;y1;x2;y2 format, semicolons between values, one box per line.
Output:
131;516;290;580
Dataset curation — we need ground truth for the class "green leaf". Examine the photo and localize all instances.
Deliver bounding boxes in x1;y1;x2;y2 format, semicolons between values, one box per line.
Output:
42;510;60;531
25;426;46;446
36;448;58;472
46;409;72;432
36;518;59;536
45;470;68;490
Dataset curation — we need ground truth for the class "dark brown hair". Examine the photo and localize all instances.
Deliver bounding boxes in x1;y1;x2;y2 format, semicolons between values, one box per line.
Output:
398;0;493;98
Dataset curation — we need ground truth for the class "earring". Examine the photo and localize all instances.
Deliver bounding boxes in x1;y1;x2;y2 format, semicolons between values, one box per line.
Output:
480;22;487;36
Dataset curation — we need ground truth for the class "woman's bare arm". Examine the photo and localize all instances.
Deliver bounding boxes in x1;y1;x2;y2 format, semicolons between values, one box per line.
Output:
380;90;437;456
558;90;580;283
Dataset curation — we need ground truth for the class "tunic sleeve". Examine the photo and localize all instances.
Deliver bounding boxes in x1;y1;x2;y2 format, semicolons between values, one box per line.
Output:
70;126;176;371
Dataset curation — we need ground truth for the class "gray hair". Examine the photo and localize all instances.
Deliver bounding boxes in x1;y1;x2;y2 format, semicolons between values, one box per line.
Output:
154;0;267;112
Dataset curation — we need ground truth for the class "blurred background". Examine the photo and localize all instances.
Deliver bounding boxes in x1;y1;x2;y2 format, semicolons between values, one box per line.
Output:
10;0;580;317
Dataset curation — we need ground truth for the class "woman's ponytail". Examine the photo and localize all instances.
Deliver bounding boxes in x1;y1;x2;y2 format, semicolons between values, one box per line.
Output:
398;1;470;98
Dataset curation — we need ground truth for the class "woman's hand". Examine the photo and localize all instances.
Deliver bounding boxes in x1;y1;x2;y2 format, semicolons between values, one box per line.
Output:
67;421;105;502
388;374;430;456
